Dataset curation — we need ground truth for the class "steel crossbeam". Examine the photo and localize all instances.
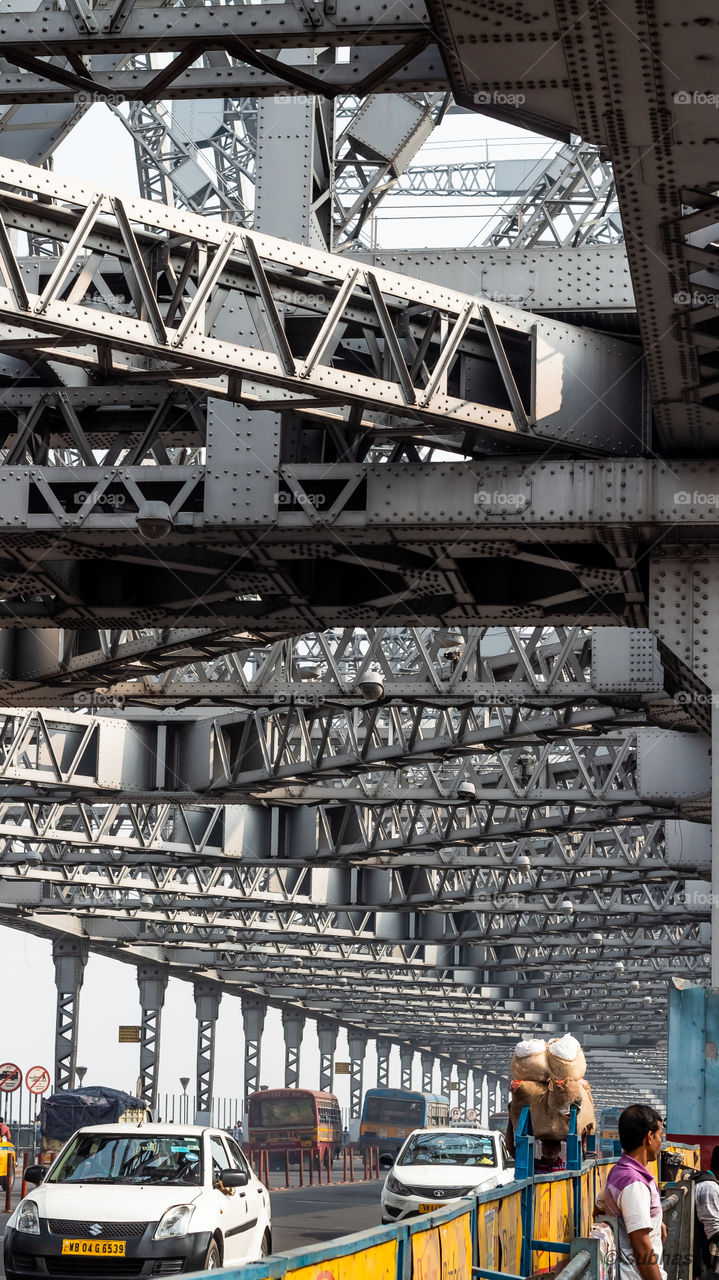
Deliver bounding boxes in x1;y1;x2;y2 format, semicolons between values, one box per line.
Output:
0;158;643;457
0;802;679;870
0;709;684;812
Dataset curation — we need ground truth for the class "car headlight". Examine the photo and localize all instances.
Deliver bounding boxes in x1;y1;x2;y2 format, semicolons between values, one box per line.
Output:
15;1200;41;1235
385;1174;411;1196
154;1205;196;1240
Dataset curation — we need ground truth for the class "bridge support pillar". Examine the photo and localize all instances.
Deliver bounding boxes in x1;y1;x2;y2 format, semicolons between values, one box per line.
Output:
347;1031;367;1119
400;1046;414;1090
421;1051;434;1094
440;1060;452;1101
242;996;267;1101
457;1064;469;1112
52;938;88;1091
282;1008;305;1088
317;1020;338;1093
137;964;168;1113
475;1071;488;1126
194;982;221;1124
376;1039;391;1088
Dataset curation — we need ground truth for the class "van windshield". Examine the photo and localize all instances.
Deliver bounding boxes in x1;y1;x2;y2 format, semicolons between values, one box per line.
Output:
48;1134;202;1185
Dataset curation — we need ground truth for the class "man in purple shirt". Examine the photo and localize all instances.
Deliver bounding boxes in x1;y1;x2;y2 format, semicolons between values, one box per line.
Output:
601;1105;665;1280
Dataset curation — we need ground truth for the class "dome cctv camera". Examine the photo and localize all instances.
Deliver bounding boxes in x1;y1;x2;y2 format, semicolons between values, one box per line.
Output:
457;781;476;800
136;500;173;543
358;670;384;699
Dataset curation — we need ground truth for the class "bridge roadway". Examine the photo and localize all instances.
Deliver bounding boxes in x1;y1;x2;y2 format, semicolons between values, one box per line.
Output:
0;1178;382;1276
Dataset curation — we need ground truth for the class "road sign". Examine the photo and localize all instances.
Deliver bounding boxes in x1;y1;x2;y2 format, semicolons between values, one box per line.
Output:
450;1106;462;1120
334;1062;351;1075
118;1026;141;1043
25;1066;51;1095
0;1063;21;1093
466;1108;477;1122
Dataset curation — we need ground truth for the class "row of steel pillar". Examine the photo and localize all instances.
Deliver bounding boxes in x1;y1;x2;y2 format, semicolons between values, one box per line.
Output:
52;942;506;1120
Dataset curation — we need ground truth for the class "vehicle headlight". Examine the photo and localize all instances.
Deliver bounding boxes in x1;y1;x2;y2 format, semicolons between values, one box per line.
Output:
385;1174;411;1196
154;1205;195;1240
15;1200;41;1235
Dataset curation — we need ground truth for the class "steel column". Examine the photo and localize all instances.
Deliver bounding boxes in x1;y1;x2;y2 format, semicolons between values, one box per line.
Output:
282;1008;305;1088
400;1046;415;1091
440;1060;452;1101
317;1019;338;1094
457;1064;469;1112
242;995;267;1100
52;938;88;1092
347;1030;367;1119
376;1039;391;1088
478;1072;489;1127
421;1051;434;1094
137;964;168;1113
193;982;221;1124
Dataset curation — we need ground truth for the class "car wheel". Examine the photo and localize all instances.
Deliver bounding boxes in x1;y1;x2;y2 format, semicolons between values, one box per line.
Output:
260;1231;272;1258
204;1240;222;1270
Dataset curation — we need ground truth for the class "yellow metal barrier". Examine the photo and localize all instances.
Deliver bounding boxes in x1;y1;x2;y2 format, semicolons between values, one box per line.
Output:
213;1141;701;1280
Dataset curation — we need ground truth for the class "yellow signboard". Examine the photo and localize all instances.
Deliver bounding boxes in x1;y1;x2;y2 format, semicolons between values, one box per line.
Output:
118;1026;141;1043
288;1239;397;1280
334;1063;351;1076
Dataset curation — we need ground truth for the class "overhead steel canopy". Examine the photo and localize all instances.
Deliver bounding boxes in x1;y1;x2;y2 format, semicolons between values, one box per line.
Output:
3;0;717;1107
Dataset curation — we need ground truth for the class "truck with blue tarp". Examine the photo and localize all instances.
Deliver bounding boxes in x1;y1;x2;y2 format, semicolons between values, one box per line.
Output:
39;1086;150;1163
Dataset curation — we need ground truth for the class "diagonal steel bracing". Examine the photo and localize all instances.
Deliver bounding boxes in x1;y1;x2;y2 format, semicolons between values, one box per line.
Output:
0;158;643;456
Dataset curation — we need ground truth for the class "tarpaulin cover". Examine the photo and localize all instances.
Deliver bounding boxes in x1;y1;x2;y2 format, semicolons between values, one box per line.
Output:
41;1086;145;1141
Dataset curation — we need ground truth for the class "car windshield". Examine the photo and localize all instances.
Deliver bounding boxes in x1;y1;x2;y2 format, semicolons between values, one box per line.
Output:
47;1134;203;1185
398;1133;497;1167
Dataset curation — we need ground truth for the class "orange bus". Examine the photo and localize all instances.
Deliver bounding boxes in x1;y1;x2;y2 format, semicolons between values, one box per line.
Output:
247;1088;342;1165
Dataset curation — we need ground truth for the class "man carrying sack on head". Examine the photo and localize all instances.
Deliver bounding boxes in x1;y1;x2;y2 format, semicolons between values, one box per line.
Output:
600;1105;666;1280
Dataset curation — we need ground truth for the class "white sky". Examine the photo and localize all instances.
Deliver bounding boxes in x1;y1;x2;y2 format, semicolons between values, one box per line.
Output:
0;96;545;1123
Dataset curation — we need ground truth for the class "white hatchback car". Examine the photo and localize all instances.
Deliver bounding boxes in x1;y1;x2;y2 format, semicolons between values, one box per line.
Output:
380;1127;514;1223
3;1124;271;1280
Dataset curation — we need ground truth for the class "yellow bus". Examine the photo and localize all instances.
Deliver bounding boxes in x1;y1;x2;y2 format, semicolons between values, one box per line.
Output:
247;1088;342;1164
